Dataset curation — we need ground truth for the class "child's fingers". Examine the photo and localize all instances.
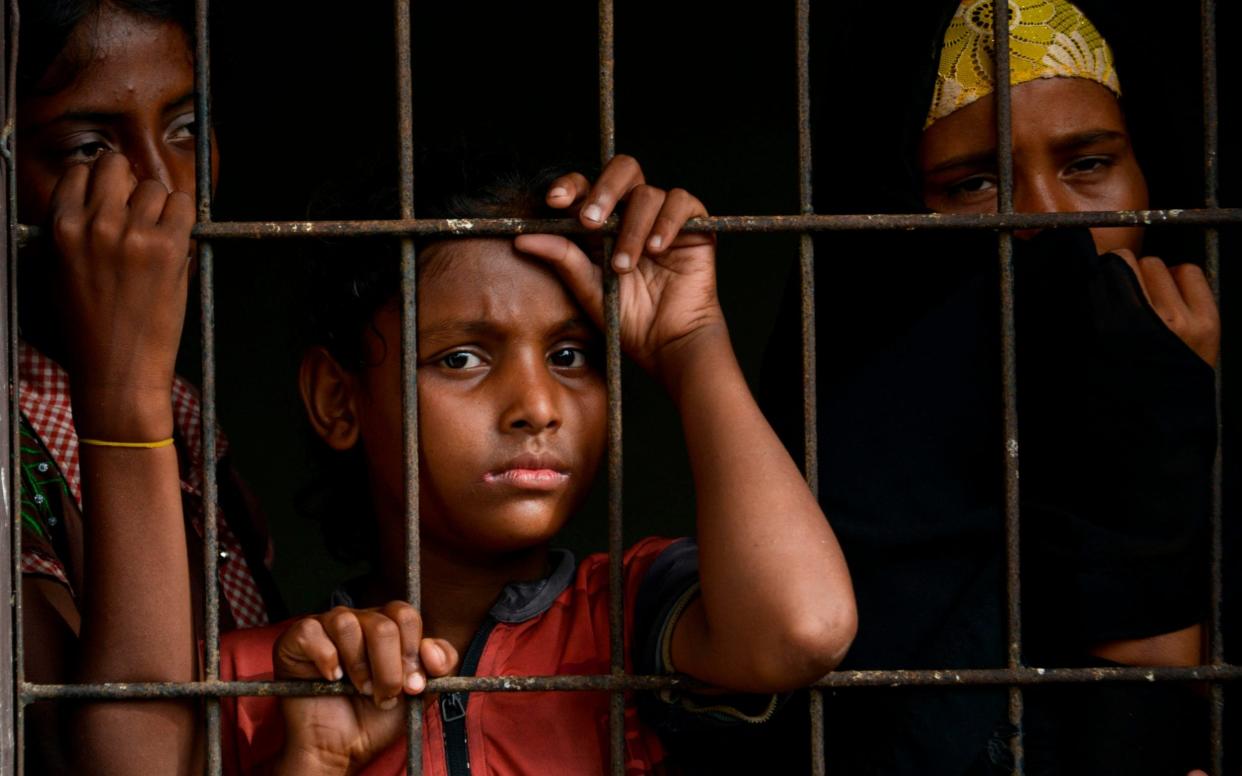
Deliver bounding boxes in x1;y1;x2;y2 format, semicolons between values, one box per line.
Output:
159;190;197;236
648;188;711;256
614;184;666;273
358;612;406;710
514;234;606;328
276;617;344;682
545;172;591;210
322;606;372;697
577;154;645;228
85;152;138;220
49;163;91;216
380;600;427;695
128;179;172;228
420;638;460;678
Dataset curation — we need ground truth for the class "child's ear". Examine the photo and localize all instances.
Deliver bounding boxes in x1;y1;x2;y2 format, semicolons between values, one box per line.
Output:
300;347;361;451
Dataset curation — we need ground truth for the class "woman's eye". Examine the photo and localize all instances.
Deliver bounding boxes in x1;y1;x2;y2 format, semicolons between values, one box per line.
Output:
549;348;588;368
948;175;997;197
1065;156;1111;176
441;351;483;369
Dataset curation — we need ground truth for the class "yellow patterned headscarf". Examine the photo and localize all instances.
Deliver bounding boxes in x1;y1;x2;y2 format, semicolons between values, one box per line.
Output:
925;0;1121;128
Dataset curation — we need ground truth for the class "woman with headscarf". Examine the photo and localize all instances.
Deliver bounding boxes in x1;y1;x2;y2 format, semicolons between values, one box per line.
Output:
751;0;1219;773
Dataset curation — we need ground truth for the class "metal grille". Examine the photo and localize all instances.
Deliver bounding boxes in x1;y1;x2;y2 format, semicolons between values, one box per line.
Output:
0;1;1237;774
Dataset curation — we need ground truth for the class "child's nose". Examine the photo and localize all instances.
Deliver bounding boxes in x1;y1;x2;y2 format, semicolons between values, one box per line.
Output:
499;365;561;434
128;139;178;193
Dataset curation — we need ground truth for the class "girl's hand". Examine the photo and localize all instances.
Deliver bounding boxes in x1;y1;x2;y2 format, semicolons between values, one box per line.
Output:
273;602;458;775
1110;249;1219;366
49;152;195;440
517;181;723;387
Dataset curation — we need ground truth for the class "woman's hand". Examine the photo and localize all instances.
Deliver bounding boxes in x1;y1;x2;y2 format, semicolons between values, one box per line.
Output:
49;151;194;440
273;602;458;776
521;163;721;388
1110;249;1219;366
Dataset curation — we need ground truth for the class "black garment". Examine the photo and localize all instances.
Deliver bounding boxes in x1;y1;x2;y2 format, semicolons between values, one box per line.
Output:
723;1;1217;773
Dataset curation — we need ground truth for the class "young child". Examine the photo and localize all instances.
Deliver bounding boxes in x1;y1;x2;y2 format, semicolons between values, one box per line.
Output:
218;165;857;774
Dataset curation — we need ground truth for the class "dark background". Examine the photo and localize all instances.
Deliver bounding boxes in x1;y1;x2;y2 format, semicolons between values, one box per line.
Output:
173;0;1239;625
185;0;803;612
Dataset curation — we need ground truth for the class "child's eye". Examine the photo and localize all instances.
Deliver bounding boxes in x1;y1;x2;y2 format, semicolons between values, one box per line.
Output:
63;140;110;164
167;114;198;142
548;348;588;368
441;351;483;369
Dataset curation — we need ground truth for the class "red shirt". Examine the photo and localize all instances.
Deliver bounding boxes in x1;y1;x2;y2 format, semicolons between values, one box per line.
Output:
222;537;693;775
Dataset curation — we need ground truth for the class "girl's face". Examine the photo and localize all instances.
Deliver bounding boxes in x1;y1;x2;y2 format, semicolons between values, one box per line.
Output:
354;239;606;561
16;8;217;225
918;77;1148;255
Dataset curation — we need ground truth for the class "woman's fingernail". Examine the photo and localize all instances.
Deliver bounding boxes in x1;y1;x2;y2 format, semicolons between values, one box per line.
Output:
406;672;426;693
614;252;632;271
583;204;603;223
548;187;569;199
332;666;344;681
648;234;663;251
361;680;373;696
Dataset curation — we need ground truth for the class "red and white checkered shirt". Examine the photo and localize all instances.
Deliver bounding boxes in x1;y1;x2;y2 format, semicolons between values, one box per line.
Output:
18;341;269;628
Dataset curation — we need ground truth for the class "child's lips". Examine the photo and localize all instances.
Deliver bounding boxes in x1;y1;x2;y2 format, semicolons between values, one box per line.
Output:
482;468;570;491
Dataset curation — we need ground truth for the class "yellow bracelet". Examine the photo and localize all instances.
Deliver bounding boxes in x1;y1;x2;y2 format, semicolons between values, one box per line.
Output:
79;437;175;449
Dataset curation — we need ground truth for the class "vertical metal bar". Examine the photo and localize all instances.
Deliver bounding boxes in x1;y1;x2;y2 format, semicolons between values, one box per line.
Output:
795;1;826;774
1199;1;1225;772
192;1;222;773
393;1;422;773
2;1;19;773
597;2;624;774
991;2;1024;773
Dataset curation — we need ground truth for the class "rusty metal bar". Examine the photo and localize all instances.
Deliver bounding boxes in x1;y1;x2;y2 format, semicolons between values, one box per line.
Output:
13;208;1242;246
1199;0;1225;771
191;0;224;773
991;2;1025;772
20;663;1242;702
794;0;826;773
597;2;625;775
2;1;19;772
392;2;422;773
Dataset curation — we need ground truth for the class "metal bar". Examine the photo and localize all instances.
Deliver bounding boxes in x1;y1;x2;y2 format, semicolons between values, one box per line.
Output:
393;0;422;771
192;0;223;772
1199;0;1225;771
597;2;624;774
37;207;1242;243
20;663;1242;701
794;0;826;773
2;1;19;773
991;2;1024;772
15;209;1242;245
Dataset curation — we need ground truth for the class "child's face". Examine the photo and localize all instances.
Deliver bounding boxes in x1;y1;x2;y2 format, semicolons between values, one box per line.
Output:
355;239;606;560
16;8;216;225
918;78;1148;255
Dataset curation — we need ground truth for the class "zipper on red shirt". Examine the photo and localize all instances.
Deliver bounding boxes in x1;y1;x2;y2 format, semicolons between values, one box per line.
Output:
441;615;498;776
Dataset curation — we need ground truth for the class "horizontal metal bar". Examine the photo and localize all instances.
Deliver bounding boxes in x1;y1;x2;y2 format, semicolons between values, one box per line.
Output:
20;663;1242;702
14;208;1242;245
